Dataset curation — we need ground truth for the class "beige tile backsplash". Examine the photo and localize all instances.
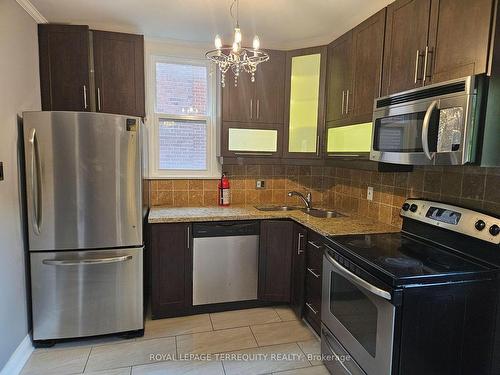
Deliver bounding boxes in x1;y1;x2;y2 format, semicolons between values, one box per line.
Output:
147;165;500;228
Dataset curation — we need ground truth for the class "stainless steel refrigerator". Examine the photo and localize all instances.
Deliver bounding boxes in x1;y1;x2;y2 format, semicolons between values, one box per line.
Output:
23;111;144;344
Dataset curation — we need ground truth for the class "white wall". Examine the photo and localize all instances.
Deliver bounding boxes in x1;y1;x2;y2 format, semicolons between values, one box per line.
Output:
0;0;41;369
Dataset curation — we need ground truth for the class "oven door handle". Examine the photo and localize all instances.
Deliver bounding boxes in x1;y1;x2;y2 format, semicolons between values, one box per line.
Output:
325;252;392;301
422;100;439;160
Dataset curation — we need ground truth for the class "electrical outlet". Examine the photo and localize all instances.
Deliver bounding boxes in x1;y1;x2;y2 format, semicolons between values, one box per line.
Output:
367;186;374;201
256;180;265;189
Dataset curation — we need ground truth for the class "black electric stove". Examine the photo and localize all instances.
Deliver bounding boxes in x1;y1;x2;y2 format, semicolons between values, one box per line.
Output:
321;199;500;375
326;199;500;288
327;231;497;287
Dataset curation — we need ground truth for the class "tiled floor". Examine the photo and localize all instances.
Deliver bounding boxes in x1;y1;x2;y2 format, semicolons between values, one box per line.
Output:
21;306;329;375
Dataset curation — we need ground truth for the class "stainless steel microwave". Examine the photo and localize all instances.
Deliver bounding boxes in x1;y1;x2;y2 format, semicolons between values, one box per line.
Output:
371;76;485;165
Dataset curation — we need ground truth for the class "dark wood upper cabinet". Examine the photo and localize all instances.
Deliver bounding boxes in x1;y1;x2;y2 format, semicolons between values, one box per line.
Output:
150;223;191;319
351;9;386;122
326;32;353;123
290;224;307;318
382;0;494;95
38;24;90;112
222;70;255;123
38;25;145;117
254;50;286;124
93;31;145;117
258;220;294;302
222;49;285;125
381;0;432;96
427;0;494;84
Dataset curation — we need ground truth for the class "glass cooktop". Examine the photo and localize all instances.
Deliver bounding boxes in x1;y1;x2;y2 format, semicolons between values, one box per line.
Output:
328;233;491;283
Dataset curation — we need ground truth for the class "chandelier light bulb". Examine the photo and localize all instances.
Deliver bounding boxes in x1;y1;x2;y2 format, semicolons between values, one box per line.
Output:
234;27;242;44
214;35;222;49
252;35;260;50
232;41;239;53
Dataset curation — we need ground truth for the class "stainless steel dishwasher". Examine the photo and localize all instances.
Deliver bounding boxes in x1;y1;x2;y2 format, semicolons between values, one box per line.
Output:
192;221;260;305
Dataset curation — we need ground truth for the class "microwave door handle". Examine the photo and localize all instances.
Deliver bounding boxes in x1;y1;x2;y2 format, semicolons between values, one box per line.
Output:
325;252;392;301
422;100;439;160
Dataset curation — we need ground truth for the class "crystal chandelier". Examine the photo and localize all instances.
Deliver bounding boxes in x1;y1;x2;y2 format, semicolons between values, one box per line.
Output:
206;0;269;87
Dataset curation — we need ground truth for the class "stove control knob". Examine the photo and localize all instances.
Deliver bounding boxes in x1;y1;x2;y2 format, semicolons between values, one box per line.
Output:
410;204;418;213
475;220;486;231
402;203;410;211
489;225;500;236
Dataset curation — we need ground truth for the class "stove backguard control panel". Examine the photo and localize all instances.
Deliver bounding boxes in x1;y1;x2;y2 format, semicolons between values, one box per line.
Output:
401;199;500;245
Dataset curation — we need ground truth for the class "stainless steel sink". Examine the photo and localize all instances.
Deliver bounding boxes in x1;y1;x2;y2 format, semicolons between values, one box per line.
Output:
255;205;301;212
302;208;345;218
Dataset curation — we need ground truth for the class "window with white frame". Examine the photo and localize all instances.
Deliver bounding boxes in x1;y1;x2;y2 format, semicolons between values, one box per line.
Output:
149;55;220;178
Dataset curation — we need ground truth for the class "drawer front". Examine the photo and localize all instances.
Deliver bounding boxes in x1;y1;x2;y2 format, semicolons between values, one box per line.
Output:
31;248;143;340
306;239;323;270
305;273;322;335
322;324;367;375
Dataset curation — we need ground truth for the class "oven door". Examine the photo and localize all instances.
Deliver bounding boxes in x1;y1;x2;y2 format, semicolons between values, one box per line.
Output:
370;94;474;165
322;252;395;375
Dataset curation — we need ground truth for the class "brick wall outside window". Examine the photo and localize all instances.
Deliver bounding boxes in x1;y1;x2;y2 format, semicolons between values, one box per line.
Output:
158;119;207;170
155;61;209;171
155;62;207;115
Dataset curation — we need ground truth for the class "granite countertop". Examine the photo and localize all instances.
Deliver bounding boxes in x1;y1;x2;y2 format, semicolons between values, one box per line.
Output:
148;205;399;237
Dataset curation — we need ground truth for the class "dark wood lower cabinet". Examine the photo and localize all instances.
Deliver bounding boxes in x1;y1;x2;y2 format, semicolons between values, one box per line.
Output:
258;220;294;302
291;224;308;318
149;220;325;324
303;231;324;335
150;223;191;319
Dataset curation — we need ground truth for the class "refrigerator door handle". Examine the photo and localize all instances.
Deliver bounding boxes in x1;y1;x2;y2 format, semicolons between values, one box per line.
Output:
29;128;42;235
42;255;133;266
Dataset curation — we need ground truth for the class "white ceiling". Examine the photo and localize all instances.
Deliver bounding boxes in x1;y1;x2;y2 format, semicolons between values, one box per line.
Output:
29;0;393;50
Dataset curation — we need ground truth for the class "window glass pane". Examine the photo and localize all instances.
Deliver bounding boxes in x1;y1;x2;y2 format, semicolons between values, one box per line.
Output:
327;123;373;153
158;119;207;170
228;128;278;152
156;62;208;115
288;54;321;153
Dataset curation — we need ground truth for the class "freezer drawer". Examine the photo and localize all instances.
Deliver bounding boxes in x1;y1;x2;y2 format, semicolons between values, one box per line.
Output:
31;247;143;340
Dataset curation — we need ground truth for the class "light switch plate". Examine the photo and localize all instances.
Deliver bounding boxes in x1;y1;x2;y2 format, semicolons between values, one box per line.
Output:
256;180;265;189
367;186;374;201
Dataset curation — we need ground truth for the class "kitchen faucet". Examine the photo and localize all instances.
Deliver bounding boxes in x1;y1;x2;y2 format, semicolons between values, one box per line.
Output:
288;191;313;210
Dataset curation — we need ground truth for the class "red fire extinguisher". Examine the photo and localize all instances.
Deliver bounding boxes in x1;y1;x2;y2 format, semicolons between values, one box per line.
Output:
218;173;230;206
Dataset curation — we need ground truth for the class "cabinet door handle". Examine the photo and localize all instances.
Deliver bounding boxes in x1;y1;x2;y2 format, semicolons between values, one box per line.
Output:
97;87;102;111
307;268;321;278
187;225;190;249
345;90;349;115
423;46;432;84
234;152;273;156
306;302;318;315
307;240;321;249
83;85;88;109
316;135;321;157
341;90;345;115
414;49;422;84
297;232;304;254
328;153;361;158
250;99;253;119
256;99;260;119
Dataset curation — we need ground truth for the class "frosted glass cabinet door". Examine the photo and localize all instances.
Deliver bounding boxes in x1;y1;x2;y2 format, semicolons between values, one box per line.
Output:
221;122;282;158
284;47;327;158
326;122;373;157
